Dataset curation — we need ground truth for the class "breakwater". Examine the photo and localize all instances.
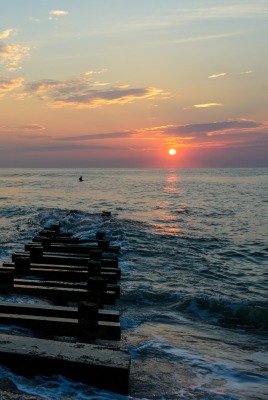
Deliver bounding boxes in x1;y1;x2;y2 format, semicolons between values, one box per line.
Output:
0;221;130;395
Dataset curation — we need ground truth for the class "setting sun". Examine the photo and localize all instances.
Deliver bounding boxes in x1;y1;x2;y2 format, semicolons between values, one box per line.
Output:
168;149;176;156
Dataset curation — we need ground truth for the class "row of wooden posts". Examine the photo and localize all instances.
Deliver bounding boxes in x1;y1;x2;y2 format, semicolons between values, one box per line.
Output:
0;222;131;395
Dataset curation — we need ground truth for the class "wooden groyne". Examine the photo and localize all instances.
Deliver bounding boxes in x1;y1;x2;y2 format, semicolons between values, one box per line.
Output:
0;223;130;395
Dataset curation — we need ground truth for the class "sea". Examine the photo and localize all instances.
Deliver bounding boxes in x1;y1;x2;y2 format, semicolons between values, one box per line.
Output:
0;168;267;400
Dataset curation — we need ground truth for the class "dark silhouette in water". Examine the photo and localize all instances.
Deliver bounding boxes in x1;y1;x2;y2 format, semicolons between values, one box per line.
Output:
102;210;111;216
79;176;83;181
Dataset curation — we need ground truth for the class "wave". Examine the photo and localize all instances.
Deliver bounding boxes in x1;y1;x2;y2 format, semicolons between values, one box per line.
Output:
0;366;128;400
178;295;268;331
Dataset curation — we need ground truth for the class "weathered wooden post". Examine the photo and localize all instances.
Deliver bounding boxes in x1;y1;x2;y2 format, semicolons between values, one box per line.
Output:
14;256;31;269
87;276;108;292
96;231;106;240
88;260;101;276
30;246;43;262
38;230;57;238
89;249;102;260
40;237;51;246
78;301;99;322
49;223;60;233
101;258;119;268
98;240;110;249
0;271;14;291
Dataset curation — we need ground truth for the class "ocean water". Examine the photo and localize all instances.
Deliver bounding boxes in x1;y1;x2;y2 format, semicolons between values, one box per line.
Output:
0;168;267;400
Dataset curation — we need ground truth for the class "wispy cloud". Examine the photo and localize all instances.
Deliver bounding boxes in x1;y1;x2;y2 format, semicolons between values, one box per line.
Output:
19;75;165;109
193;103;223;108
158;119;260;136
0;28;30;71
184;103;223;110
84;69;108;76
240;70;254;75
57;131;135;141
0;29;14;39
49;10;69;20
0;76;24;97
0;123;45;132
28;17;40;23
139;119;267;150
208;72;227;79
0;43;30;71
54;119;264;149
161;32;241;45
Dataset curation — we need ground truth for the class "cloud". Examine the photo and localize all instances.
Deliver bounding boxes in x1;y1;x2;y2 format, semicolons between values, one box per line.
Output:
49;10;69;16
184;103;223;109
52;87;163;108
49;10;69;20
0;29;14;39
4;143;115;153
208;72;227;79
0;123;45;132
0;43;30;71
240;70;254;75
141;119;267;150
28;17;40;22
57;131;135;141
161;32;241;45
193;103;223;108
19;75;165;108
84;69;108;76
93;81;110;87
55;119;263;148
159;119;260;137
0;76;24;97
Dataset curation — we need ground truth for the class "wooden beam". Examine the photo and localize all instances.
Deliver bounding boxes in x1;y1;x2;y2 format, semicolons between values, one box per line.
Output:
1;284;116;306
0;301;119;322
0;333;130;394
0;313;121;341
0;265;119;283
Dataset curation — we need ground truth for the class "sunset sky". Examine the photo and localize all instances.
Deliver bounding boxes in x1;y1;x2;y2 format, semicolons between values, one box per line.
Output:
0;0;267;168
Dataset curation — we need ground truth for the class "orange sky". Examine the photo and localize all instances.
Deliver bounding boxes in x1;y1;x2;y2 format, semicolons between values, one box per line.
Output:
0;1;267;167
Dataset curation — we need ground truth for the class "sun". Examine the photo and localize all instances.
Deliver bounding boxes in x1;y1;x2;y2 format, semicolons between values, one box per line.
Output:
168;149;176;156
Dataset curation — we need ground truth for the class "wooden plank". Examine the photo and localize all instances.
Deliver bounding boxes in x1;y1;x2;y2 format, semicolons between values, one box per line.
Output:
0;333;130;394
0;313;121;341
13;279;120;298
26;242;120;254
1;284;117;306
0;302;119;322
0;265;119;283
12;251;119;267
3;261;120;274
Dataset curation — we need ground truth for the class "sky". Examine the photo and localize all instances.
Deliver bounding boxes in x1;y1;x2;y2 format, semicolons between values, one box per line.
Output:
0;0;267;168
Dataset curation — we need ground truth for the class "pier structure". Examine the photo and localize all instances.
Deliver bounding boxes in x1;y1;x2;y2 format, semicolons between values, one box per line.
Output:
0;222;130;395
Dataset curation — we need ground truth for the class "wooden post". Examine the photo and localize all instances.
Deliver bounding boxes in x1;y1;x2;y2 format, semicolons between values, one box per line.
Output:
96;231;105;240
89;249;102;260
30;246;43;262
88;260;101;276
38;230;57;238
101;258;119;268
49;223;60;233
87;276;107;292
0;271;14;289
78;301;98;321
41;237;51;246
98;240;110;249
14;256;30;269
